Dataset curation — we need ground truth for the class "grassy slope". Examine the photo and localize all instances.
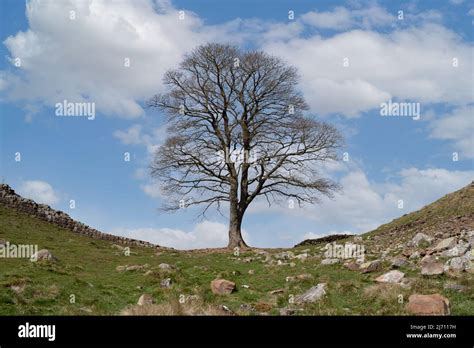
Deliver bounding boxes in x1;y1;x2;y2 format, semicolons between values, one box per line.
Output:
364;182;474;242
0;204;473;315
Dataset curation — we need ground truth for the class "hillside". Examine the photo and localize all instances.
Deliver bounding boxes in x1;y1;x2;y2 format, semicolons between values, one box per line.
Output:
0;183;472;316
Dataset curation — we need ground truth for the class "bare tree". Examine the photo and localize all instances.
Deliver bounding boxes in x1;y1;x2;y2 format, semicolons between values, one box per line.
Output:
148;43;342;249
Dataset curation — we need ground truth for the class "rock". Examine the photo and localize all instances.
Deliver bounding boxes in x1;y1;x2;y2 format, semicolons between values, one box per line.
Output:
421;258;444;276
30;249;55;262
210;279;236;295
443;283;467;292
279;308;297;316
289;262;296;267
391;255;407;268
406;294;450;315
410;233;433;247
441;241;469;258
295;283;327;303
269;288;285;295
137;294;154;306
294;253;308;260
344;262;360;271
321;258;340;265
359;260;382;273
432;237;456;252
160;278;172;288
447;257;467;272
375;270;404;283
239;304;255;312
248;269;254;275
116;265;126;272
409;251;420;260
158;263;172;270
273;251;294;260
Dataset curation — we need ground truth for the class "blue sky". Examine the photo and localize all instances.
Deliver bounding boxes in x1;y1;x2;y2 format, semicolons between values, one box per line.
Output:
0;0;473;249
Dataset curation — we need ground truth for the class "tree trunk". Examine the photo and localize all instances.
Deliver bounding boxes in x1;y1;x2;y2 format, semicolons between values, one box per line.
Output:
227;198;248;249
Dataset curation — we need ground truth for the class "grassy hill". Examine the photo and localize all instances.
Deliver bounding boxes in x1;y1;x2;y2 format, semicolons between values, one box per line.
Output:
0;184;473;315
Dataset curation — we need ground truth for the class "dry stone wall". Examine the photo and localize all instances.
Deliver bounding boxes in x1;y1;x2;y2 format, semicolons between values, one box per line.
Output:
0;184;160;249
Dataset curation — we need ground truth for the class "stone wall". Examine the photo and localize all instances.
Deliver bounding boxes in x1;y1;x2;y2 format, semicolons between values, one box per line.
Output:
0;184;160;249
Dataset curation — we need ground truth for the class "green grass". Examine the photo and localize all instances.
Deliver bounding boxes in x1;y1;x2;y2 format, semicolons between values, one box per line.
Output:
0;205;473;315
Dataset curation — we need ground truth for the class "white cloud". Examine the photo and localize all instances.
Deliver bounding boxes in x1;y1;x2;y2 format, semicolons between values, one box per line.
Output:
2;0;228;118
301;5;394;30
110;220;250;249
263;23;473;117
17;180;60;205
429;105;474;158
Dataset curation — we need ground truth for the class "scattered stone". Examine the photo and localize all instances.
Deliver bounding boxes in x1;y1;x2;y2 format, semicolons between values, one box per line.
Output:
242;284;250;289
432;237;456;252
289;262;296;267
359;260;382;273
30;249;55;262
409;251;420;260
410;233;433;247
441;242;469;258
295;283;327;303
391;255;407;268
274;251;294;260
248;269;254;275
375;270;404;283
321;258;340;265
344;262;360;271
160;278;172;288
111;244;124;251
294;253;308;260
421;258;444;276
126;264;149;271
279;308;297;316
232;270;241;276
406;294;450;315
354;236;363;242
158;263;172;270
443;283;467;292
285;276;295;282
211;279;236;295
137;294;154;306
116;265;126;272
239;304;255;312
447;257;468;272
269;288;285;295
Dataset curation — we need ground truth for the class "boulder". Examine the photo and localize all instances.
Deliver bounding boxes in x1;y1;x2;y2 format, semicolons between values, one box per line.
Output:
448;256;467;272
211;279;236;295
137;294;154;306
30;249;55;262
158;263;172;270
432;237;456;252
344;262;360;271
421;258;444;276
375;270;404;283
321;258;340;265
410;233;433;247
295;283;327;303
391;255;407;268
359;260;382;273
406;294;450;315
160;278;172;289
441;241;469;258
294;253;308;260
273;251;294;260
